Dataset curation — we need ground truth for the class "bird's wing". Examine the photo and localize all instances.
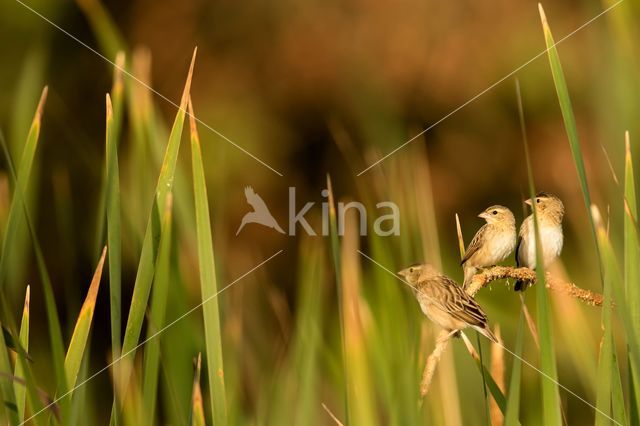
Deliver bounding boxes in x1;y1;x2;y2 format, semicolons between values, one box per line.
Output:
245;186;269;211
419;276;487;328
461;224;488;265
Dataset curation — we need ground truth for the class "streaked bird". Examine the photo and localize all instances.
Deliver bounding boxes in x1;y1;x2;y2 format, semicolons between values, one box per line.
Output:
397;264;497;342
515;192;565;291
461;205;517;287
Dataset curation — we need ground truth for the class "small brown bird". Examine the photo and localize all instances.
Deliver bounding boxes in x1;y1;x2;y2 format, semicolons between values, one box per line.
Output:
515;192;565;291
461;205;517;287
397;264;497;342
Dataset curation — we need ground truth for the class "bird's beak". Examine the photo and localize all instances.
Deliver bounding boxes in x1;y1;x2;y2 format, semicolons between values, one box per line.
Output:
524;198;533;206
397;270;407;278
478;212;489;220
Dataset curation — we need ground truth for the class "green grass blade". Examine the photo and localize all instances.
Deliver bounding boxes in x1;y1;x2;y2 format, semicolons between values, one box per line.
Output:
141;193;173;425
0;92;69;420
116;48;196;417
0;320;18;425
106;89;123;359
505;311;525;426
595;218;629;425
64;247;106;389
326;175;349;422
191;354;206;426
538;4;601;273
105;61;124;426
189;98;227;424
623;131;640;421
14;348;47;426
13;286;29;422
75;0;127;59
473;356;508;416
0;86;47;291
340;207;375;425
517;76;562;425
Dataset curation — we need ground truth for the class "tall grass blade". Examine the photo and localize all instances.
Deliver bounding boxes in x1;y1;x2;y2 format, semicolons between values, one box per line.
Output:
105;69;123;426
516;76;562;425
326;175;349;422
117;49;196;405
340;207;376;425
75;0;126;58
141;193;173;425
504;311;525;425
0;94;69;419
594;213;628;425
106;90;123;358
189;98;227;424
538;4;601;271
0;86;47;291
64;246;106;388
0;320;18;425
623;131;640;422
191;354;206;426
13;286;29;422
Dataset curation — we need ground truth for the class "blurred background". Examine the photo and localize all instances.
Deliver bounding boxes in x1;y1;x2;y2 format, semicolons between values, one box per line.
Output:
0;0;638;424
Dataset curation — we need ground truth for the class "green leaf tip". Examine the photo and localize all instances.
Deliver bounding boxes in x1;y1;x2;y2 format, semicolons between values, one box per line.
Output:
180;47;198;110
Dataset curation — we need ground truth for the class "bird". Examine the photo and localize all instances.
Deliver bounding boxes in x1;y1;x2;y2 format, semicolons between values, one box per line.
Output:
236;186;285;235
461;205;517;287
515;192;565;291
397;264;497;342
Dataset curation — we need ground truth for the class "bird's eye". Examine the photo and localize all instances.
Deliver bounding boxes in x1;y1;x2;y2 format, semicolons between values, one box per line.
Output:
536;199;541;204
409;267;414;273
492;210;498;215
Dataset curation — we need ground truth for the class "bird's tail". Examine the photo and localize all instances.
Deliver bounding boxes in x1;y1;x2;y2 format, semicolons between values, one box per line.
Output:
462;265;477;289
475;325;498;343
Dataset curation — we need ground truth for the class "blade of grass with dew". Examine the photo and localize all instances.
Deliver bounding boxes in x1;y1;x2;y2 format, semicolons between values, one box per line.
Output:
517;76;562;425
189;98;227;425
115;49;196;417
326;174;349;421
191;354;205;426
505;311;525;426
13;286;29;422
0;97;70;420
595;215;628;425
64;246;106;389
0;86;47;291
0;320;18;425
624;131;640;423
141;193;173;425
538;4;601;270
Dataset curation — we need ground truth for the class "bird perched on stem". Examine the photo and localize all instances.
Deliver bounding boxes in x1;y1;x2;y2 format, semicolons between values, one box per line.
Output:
461;205;516;287
515;192;565;291
397;264;497;342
